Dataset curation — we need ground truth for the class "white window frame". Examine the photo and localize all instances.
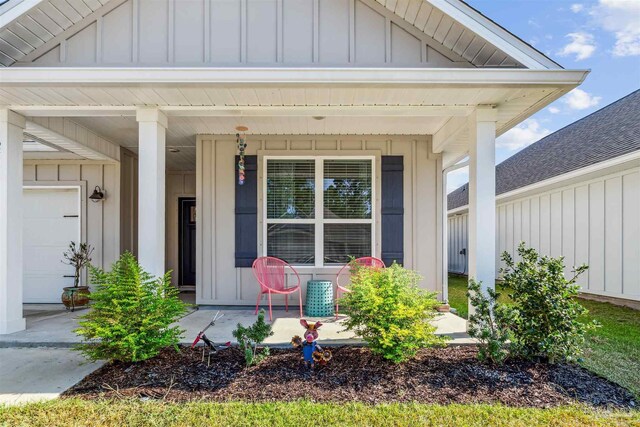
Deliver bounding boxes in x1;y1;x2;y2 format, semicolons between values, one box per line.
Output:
262;155;376;268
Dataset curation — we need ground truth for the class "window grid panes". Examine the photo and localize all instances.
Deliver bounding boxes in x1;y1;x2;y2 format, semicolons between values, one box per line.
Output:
265;158;374;267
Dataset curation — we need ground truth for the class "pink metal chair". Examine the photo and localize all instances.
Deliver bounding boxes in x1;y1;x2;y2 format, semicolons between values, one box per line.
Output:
252;256;303;322
335;256;386;318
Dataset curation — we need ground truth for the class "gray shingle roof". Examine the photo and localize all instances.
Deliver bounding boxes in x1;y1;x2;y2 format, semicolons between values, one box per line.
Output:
448;89;640;210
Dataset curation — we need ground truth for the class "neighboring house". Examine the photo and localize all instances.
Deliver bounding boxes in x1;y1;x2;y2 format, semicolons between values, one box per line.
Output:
0;0;587;334
448;90;640;303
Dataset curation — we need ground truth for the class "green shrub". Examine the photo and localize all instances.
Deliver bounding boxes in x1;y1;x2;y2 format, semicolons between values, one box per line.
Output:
232;309;273;367
341;263;447;363
501;243;598;363
467;279;511;365
74;252;188;362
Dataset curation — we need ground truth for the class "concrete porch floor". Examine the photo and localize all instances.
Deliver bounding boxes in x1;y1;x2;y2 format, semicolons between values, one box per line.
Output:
0;304;473;347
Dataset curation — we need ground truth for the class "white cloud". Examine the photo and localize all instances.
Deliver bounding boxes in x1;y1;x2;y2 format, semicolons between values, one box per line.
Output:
558;32;597;60
562;88;602;110
592;0;640;57
496;119;551;151
548;106;561;114
571;3;584;12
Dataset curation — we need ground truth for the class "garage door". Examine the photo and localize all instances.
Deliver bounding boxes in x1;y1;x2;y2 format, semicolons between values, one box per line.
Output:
23;188;80;303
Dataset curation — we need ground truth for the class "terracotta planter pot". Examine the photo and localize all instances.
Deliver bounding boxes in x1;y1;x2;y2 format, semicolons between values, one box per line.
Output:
436;303;450;313
61;286;91;311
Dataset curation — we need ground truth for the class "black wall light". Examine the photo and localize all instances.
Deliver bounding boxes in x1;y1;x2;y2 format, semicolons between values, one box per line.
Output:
89;186;105;202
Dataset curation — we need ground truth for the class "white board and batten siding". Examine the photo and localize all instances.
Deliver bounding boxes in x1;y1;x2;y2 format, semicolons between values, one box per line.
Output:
448;167;640;301
196;135;443;305
23;161;121;279
17;0;470;67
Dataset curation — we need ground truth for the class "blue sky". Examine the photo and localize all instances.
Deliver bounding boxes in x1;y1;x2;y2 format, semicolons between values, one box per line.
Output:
446;0;640;193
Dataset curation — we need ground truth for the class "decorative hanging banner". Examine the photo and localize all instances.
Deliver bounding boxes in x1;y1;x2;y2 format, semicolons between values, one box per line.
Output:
236;126;248;186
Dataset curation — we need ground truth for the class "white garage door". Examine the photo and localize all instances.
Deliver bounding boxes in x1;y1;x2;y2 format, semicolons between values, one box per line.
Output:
23;188;80;303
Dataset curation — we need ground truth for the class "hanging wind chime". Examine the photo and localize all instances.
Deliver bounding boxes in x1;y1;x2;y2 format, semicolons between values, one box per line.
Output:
236;126;248;186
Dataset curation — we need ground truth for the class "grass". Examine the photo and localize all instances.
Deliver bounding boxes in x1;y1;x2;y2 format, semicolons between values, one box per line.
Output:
447;274;640;399
0;400;638;427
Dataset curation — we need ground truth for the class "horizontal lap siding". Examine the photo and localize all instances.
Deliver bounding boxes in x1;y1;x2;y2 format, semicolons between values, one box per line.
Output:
446;166;640;301
196;135;440;305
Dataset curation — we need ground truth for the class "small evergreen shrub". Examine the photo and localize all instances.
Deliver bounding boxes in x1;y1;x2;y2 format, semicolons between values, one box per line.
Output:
467;279;511;365
501;243;598;363
341;263;447;363
232;309;273;367
75;252;188;362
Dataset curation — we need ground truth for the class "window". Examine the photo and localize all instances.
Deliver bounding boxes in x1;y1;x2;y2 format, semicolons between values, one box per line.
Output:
265;157;374;266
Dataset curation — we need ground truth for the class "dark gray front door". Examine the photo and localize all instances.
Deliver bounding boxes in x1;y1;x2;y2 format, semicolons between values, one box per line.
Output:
179;198;196;287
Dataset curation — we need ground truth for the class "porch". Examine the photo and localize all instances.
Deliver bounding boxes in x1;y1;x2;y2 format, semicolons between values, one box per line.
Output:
0;68;587;334
0;303;472;347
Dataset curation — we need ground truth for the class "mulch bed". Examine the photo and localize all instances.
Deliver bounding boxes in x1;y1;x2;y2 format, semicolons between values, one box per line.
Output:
64;346;636;409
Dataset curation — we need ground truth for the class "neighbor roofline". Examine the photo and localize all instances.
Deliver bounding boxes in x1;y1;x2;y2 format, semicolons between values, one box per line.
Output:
448;149;640;214
0;67;589;86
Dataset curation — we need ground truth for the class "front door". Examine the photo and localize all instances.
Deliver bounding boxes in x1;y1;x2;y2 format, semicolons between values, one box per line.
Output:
179;198;196;287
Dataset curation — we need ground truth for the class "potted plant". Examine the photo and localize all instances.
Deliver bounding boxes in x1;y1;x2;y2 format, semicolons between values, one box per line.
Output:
61;242;94;311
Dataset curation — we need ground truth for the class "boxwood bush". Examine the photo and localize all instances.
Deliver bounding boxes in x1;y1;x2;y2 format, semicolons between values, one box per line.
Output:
75;252;188;362
341;263;447;363
501;243;598;363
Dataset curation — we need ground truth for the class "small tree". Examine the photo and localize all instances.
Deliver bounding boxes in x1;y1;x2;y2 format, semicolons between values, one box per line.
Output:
467;279;511;365
232;309;273;367
501;243;598;363
341;263;447;363
75;252;188;362
62;242;94;288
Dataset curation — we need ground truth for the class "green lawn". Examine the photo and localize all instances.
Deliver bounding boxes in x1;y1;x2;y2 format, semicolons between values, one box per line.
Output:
447;274;640;399
0;400;638;427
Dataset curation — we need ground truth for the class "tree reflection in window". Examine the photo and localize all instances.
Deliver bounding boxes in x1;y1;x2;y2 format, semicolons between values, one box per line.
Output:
324;160;372;219
266;160;315;219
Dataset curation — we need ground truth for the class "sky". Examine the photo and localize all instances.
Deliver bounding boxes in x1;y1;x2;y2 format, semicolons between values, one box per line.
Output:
446;0;640;193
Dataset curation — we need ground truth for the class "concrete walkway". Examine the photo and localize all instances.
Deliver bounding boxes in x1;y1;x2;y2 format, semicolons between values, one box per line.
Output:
0;304;472;347
0;348;103;405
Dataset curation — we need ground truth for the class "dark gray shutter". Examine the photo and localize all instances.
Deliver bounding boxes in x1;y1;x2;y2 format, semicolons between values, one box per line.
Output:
235;155;257;267
381;156;404;266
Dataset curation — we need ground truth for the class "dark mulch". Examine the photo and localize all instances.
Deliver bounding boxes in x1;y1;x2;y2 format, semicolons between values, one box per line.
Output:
64;346;636;409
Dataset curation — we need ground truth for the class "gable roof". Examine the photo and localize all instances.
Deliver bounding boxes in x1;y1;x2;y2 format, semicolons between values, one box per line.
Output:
0;0;560;68
448;89;640;210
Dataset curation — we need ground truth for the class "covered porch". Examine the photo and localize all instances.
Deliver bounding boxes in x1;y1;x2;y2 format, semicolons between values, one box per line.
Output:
0;67;587;334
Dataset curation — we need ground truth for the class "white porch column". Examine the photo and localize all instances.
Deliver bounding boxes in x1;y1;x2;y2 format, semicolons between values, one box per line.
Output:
0;109;26;334
467;106;497;314
136;108;167;278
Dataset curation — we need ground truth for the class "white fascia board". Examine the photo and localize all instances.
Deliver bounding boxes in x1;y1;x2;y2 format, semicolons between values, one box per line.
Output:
429;0;562;70
0;67;589;86
447;150;640;214
0;0;44;28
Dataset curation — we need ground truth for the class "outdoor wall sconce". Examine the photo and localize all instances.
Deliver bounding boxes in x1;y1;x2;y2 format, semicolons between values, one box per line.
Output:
89;186;105;202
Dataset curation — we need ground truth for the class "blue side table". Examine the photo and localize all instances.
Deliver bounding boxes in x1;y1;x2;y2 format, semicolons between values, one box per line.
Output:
305;280;334;317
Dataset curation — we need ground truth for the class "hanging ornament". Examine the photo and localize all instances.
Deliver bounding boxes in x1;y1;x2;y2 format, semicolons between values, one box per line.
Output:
236;126;248;186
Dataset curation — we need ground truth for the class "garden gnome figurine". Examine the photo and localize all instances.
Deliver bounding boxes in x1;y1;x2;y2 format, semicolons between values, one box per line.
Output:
291;319;332;367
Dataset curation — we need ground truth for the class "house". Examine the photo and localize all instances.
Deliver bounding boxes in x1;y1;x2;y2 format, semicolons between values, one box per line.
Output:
0;0;588;334
448;90;640;305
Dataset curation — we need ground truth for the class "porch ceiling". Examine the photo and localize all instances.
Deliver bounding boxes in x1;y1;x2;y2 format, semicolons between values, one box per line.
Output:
0;68;588;170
